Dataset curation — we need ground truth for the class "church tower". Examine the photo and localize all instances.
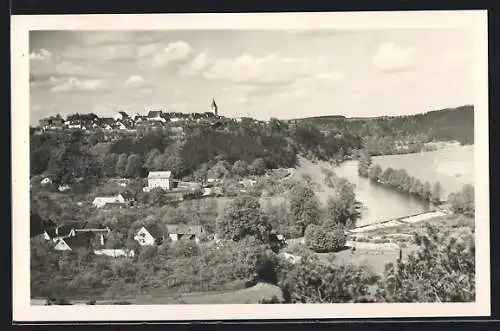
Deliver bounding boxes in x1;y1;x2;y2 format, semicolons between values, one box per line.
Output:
210;98;218;117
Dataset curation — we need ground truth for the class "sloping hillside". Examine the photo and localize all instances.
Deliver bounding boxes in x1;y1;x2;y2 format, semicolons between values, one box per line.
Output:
293;105;474;145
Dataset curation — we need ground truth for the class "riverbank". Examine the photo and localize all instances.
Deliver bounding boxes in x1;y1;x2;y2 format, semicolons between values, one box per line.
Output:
348;210;448;234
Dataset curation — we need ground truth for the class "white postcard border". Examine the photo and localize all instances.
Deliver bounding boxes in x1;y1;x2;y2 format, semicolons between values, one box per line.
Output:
11;10;490;321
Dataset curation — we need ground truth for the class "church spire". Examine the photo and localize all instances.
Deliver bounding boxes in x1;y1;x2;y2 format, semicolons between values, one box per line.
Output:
210;97;218;116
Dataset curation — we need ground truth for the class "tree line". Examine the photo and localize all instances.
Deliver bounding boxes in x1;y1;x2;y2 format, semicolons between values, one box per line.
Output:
358;153;443;203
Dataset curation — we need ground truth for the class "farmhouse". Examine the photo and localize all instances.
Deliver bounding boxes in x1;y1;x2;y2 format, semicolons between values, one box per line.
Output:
134;226;164;246
166;224;205;244
147;171;172;191
92;194;126;208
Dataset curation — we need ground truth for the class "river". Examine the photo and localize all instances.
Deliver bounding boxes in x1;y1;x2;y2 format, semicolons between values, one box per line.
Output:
333;160;430;227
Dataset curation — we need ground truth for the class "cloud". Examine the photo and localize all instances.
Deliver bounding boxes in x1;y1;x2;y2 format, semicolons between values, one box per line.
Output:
203;53;317;84
29;49;52;61
138;41;193;68
179;52;210;76
62;44;137;61
373;42;416;72
78;32;164;46
50;77;109;93
126;75;145;85
443;50;469;66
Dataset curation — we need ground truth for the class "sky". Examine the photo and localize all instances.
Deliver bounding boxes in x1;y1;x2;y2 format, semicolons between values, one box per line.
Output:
29;29;474;124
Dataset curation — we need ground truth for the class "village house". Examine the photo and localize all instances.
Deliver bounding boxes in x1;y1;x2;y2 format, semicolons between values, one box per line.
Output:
134;226;164;246
166;224;205;244
147;110;167;123
53;232;95;251
114;111;130;121
92;194;126;208
146;171;172;191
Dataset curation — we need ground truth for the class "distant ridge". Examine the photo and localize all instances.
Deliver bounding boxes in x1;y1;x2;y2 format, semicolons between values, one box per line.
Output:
288;104;473;122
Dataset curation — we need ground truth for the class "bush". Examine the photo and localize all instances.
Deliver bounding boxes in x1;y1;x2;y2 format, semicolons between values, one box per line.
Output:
169;240;200;258
304;224;347;253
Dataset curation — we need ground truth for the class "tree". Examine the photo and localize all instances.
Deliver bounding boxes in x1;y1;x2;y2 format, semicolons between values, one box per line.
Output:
147;187;168;206
216;195;271;243
422;181;432;201
152;154;167;171
304;223;346;253
116;153;128;178
449;184;475;217
103;153;118;178
144;149;161;170
208;161;229;179
368;164;382;181
431;181;443;204
279;254;379;303
289;182;321;235
165;154;186;178
357;152;372;177
376;224;475;302
249;158;266;176
125;154;142;178
232;160;248;178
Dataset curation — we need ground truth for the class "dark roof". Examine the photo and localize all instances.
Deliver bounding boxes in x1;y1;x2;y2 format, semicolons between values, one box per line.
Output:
63;232;94;250
148;111;163;118
166;224;204;235
30;214;56;237
120;191;136;200
211;98;217;108
118;111;129;117
140;224;164;239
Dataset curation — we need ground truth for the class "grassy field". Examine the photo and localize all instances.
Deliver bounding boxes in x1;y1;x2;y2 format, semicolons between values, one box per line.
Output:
373;145;474;200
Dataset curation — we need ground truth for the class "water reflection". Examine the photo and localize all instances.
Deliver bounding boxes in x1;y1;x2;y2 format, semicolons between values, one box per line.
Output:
334;161;430;226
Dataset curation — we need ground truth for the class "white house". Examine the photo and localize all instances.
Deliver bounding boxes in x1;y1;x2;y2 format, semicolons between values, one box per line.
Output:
134;226;162;246
147;171;172;190
92;194;126;208
40;177;52;185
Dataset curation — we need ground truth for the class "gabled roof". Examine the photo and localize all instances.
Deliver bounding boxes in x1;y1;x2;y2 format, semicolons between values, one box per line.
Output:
166;224;204;235
63;232;94;250
137;225;164;239
118;111;129;117
148;171;172;179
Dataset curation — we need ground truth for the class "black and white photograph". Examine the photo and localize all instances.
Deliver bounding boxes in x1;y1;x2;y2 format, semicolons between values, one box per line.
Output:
12;11;489;321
